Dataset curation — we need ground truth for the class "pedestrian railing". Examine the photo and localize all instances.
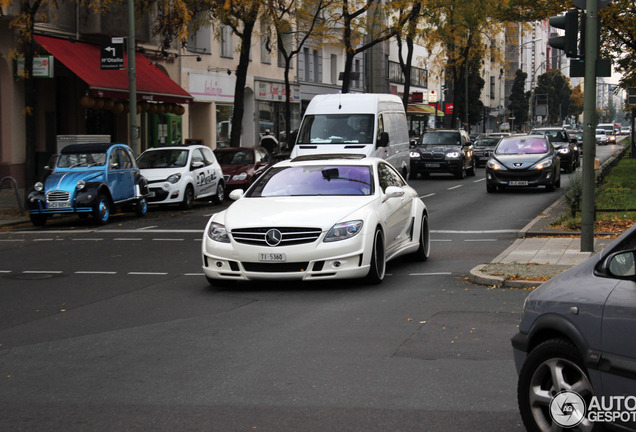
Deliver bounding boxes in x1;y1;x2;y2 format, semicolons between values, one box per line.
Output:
0;176;24;214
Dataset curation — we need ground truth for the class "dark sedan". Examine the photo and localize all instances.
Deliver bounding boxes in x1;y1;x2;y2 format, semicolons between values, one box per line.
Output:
409;129;476;179
486;135;561;193
529;127;580;173
473;136;502;167
213;147;275;193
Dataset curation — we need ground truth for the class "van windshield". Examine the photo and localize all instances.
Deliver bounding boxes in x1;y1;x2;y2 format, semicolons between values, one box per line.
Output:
296;114;375;145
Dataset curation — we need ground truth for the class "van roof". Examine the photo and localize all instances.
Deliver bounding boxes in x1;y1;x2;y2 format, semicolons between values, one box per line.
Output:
304;93;404;115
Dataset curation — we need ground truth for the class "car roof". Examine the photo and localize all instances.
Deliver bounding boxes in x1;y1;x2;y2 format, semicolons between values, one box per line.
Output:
214;147;259;151
278;154;379;167
60;143;122;153
142;146;195;151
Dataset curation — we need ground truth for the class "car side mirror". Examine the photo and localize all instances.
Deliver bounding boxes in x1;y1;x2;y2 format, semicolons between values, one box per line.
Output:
603;250;636;280
377;132;390;148
382;186;404;203
229;189;244;201
191;161;205;169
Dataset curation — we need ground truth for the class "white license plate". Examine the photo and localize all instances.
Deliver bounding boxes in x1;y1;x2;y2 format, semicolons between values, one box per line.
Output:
48;202;71;209
259;253;286;262
508;181;528;186
425;163;440;168
148;191;156;198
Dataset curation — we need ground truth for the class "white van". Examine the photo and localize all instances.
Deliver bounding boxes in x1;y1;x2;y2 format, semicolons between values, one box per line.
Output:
290;93;411;178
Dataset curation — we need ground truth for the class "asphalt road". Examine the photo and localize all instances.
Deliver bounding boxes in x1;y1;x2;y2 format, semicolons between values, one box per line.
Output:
0;143;624;431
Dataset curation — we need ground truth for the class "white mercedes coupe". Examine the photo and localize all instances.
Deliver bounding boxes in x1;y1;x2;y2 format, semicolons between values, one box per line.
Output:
202;155;430;285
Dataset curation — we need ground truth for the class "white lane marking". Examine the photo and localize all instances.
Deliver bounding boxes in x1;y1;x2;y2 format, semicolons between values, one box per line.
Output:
431;229;518;234
152;238;185;241
0;239;25;242
33;239;54;242
473;178;486;183
72;238;103;241
464;239;497;242
138;226;158;230
75;271;117;275
0;270;11;273
447;185;463;190
409;272;452;276
114;238;143;241
431;239;452;242
420;193;436;199
128;272;168;276
194;239;202;242
23;270;63;274
184;273;204;276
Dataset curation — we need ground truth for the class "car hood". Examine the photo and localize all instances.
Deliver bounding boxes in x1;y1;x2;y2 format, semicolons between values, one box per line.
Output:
222;195;376;230
220;164;250;176
45;170;103;190
492;154;549;169
140;168;183;182
417;145;461;152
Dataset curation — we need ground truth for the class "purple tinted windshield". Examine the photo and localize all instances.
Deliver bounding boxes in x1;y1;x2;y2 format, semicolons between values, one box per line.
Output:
255;165;373;197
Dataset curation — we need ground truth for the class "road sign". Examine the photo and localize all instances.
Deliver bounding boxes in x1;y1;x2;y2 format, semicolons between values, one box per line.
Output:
428;90;438;103
101;37;124;70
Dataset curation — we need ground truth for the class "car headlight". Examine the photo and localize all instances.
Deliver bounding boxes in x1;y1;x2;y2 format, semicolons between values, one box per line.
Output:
34;182;44;192
445;151;461;159
558;148;570;154
76;180;86;190
533;158;553;170
410;151;421;158
167;173;181;184
232;172;248;181
207;222;230;243
486;160;504;170
324;220;363;243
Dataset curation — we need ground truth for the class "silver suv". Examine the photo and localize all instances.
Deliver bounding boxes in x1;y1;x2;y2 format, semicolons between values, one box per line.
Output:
512;223;636;431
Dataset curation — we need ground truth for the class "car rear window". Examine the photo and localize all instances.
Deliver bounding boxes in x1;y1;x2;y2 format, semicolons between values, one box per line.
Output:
249;165;373;197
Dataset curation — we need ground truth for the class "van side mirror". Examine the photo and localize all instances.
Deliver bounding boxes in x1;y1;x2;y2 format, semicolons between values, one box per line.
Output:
377;132;390;148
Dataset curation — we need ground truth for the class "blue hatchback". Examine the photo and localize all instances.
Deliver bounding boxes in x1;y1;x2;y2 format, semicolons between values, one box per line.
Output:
27;143;149;226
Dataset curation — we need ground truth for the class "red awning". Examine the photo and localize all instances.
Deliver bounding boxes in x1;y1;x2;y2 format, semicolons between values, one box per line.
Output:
34;35;192;104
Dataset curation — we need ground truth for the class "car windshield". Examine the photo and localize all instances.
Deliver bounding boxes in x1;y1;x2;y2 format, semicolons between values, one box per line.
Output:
532;130;567;142
596;130;605;135
296;114;374;144
248;165;373;197
57;152;107;168
473;137;500;148
496;138;549;155
215;149;255;165
137;150;189;169
419;132;461;146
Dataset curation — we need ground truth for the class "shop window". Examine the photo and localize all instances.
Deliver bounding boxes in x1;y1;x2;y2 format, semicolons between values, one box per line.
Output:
216;105;233;148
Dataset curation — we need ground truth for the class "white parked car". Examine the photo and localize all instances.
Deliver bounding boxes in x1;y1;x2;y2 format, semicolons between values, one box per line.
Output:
137;145;225;209
202;155;430;285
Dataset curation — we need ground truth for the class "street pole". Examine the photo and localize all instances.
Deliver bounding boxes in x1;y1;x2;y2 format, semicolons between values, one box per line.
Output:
128;0;138;155
581;0;598;252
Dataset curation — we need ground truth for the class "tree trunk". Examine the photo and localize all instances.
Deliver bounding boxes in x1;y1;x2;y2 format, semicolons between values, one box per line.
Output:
230;22;256;148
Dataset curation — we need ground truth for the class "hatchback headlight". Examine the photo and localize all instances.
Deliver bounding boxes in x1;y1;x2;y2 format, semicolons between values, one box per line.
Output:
76;180;86;190
410;151;421;158
167;173;181;184
486;160;504;170
34;182;44;192
207;222;230;243
533;158;553;170
558;148;570;154
446;151;461;159
324;220;363;242
232;172;248;181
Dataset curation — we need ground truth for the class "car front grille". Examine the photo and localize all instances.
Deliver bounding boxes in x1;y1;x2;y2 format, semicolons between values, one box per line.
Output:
231;227;322;247
419;152;446;161
46;191;71;202
495;171;543;182
242;262;310;272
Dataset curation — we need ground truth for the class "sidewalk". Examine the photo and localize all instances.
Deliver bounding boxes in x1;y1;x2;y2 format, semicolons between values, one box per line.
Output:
469;196;617;288
0;187;29;228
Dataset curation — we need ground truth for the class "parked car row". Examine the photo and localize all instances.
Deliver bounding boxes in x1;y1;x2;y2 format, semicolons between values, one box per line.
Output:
27;142;276;226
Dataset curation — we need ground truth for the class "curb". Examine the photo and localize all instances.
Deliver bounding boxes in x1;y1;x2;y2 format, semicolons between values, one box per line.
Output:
468;264;543;289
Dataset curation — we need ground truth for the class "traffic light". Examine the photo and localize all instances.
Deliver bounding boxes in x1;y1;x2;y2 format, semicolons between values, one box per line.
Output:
548;9;579;58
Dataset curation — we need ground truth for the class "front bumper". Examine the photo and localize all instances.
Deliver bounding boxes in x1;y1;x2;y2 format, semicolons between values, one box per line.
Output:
27;190;95;215
410;158;462;175
486;167;554;187
202;231;371;281
147;183;182;204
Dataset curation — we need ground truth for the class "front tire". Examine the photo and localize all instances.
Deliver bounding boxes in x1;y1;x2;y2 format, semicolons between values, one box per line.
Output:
211;181;225;205
181;185;194;210
455;161;466;179
30;213;47;227
92;194;110;225
467;158;476;176
517;338;596;432
365;228;386;284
